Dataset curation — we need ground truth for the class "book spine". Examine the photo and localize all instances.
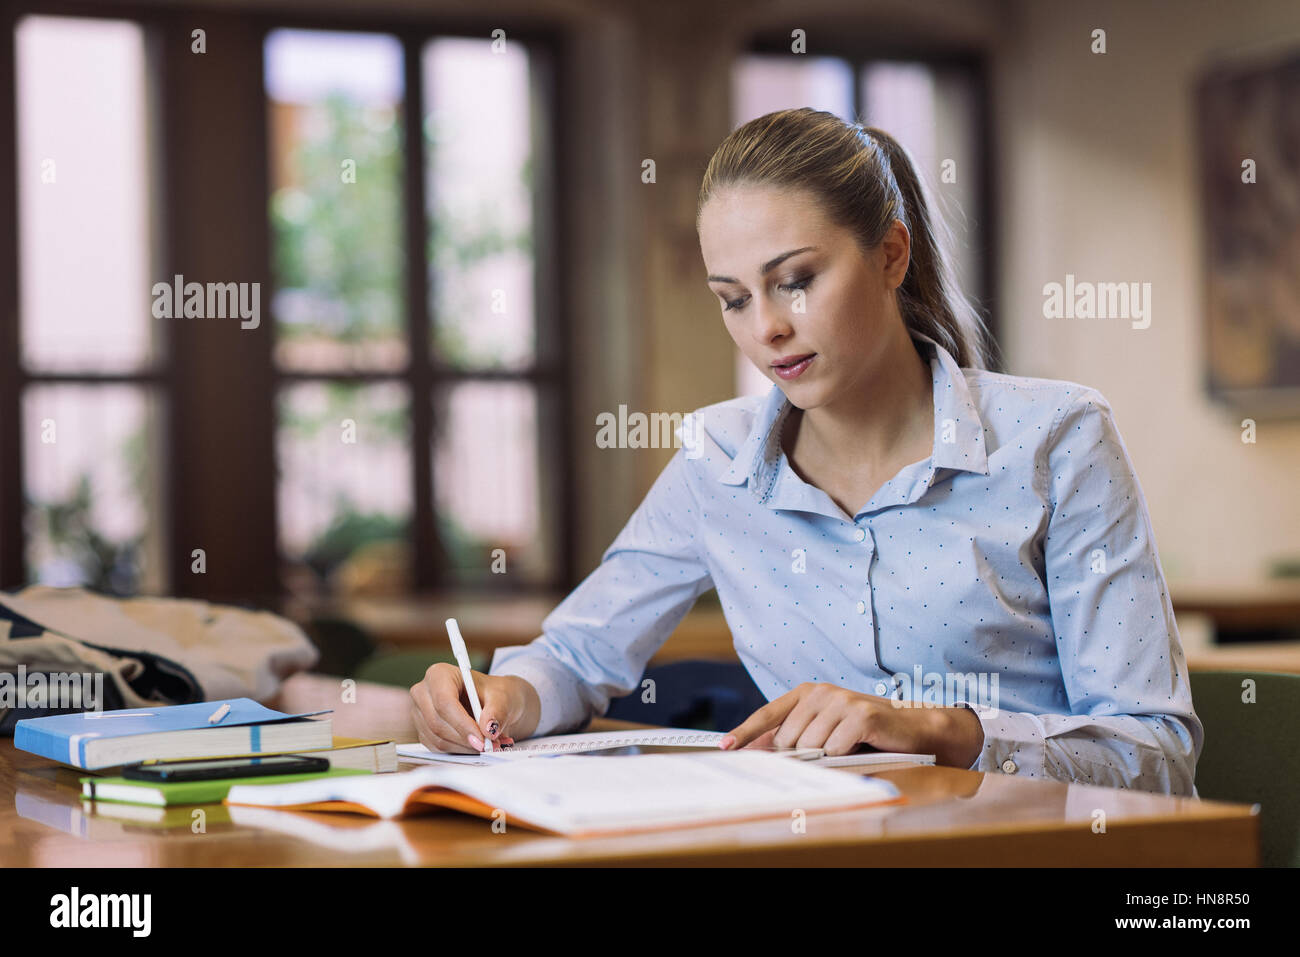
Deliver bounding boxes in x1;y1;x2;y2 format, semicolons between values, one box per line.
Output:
14;722;73;766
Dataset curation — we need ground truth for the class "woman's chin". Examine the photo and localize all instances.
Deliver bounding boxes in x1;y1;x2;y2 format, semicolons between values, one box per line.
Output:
775;380;826;411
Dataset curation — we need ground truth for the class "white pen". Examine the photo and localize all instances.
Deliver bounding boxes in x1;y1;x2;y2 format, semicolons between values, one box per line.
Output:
445;617;491;753
207;703;231;724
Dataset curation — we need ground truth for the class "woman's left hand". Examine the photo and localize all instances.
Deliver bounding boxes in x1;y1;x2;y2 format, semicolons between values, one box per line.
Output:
719;682;985;768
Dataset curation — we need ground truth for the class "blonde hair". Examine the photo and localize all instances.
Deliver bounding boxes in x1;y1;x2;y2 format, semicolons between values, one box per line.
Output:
698;107;995;370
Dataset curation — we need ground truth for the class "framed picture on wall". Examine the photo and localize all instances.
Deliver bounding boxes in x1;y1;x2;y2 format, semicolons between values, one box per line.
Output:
1195;49;1300;415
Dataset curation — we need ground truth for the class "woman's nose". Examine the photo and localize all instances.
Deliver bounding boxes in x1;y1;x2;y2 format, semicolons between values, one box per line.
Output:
751;296;793;344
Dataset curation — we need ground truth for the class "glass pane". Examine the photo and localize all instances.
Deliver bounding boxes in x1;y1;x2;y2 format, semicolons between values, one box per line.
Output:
266;30;406;372
424;38;535;370
732;54;855;124
433;382;554;584
735;351;771;397
862;62;985;306
862;63;938;176
277;382;412;596
16;16;156;372
23;385;165;594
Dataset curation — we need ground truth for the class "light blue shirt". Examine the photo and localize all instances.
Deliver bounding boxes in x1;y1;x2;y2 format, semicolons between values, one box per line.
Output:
491;331;1203;795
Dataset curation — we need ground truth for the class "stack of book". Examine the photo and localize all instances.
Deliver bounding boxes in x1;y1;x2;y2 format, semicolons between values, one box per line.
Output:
14;697;397;809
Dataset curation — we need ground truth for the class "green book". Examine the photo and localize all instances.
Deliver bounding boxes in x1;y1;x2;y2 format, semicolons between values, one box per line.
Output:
80;767;371;807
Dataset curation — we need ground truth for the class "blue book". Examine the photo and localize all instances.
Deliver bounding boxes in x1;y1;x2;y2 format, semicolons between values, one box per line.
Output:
14;698;333;770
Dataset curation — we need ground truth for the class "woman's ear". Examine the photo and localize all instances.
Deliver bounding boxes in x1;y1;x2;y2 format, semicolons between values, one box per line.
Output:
880;219;911;289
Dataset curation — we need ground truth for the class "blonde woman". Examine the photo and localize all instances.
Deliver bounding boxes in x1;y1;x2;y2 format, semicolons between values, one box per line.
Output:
410;108;1201;795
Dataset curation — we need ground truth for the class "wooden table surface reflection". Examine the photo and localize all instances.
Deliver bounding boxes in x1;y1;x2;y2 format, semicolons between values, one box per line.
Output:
1;674;1258;867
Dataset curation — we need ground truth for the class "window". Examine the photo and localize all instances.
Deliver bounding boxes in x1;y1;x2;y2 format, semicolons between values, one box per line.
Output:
731;49;993;394
266;28;563;599
14;15;166;595
1;13;566;601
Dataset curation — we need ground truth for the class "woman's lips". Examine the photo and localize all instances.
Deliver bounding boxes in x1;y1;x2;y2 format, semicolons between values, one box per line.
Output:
772;354;815;380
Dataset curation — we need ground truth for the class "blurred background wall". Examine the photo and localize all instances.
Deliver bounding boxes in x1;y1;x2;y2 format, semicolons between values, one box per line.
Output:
1;0;1297;658
994;0;1300;587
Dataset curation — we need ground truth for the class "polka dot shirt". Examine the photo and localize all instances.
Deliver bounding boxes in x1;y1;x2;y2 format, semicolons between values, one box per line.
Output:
491;331;1203;796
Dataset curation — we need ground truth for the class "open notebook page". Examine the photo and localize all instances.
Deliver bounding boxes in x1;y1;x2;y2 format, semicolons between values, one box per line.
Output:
396;728;726;764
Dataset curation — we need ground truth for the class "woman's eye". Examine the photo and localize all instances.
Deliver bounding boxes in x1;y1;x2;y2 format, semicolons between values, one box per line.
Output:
721;276;810;312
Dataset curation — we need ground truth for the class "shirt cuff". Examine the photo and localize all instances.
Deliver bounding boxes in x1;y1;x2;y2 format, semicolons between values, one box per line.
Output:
488;644;593;739
959;703;1046;778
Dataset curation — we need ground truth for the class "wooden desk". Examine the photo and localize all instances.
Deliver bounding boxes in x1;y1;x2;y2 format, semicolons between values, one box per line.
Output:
1186;641;1300;675
0;674;1258;867
295;587;1300;671
1170;578;1300;631
295;595;743;663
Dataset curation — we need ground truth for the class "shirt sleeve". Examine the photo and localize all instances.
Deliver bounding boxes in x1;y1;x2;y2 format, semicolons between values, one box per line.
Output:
489;447;715;737
957;389;1203;795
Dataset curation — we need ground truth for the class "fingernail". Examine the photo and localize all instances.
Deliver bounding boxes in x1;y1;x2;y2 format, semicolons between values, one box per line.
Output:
487;720;500;737
719;735;735;750
469;735;484;751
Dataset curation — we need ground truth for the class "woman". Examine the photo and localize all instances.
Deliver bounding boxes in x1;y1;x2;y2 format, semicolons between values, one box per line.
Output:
409;108;1202;795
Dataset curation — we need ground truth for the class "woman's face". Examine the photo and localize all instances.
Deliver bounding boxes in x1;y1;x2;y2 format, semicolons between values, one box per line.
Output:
698;183;910;410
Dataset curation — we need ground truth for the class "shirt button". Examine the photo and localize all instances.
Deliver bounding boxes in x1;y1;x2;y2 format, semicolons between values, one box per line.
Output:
1001;759;1019;775
874;682;888;695
854;528;867;543
855;601;866;615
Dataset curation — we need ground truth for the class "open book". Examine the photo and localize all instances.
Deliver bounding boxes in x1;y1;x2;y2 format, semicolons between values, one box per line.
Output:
225;750;904;837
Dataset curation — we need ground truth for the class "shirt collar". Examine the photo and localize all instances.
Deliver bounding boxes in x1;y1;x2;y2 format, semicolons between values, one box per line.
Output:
717;330;989;491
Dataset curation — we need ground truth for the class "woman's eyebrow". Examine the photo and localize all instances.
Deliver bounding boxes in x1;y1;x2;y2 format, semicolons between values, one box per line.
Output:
707;245;818;284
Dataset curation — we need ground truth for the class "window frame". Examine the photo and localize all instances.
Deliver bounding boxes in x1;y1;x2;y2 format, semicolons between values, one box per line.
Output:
0;3;575;601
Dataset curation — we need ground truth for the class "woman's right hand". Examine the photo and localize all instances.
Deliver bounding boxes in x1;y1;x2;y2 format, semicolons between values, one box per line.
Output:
409;663;541;753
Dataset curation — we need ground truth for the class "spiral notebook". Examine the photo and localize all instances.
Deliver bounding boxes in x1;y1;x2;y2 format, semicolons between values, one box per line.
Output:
396;727;932;768
396;727;728;764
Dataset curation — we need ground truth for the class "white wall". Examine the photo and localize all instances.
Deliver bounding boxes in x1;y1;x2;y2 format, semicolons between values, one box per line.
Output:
994;0;1300;584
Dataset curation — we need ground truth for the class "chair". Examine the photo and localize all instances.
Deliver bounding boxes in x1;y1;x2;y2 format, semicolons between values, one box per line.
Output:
355;650;474;688
603;659;768;732
303;617;377;679
1189;669;1300;867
